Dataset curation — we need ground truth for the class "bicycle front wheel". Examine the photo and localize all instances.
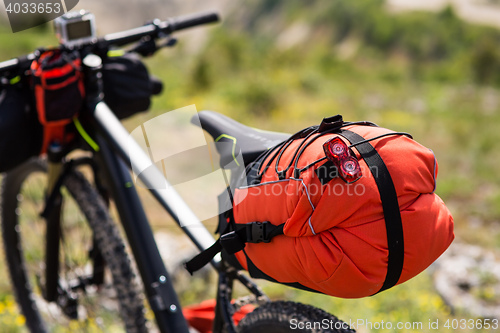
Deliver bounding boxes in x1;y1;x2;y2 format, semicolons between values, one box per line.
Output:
1;158;147;332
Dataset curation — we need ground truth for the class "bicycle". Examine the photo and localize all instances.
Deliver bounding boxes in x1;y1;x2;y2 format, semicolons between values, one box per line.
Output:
0;11;356;333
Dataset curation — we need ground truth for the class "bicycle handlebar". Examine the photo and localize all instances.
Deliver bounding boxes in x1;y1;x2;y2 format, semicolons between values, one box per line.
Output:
0;11;220;75
102;11;219;47
167;11;220;33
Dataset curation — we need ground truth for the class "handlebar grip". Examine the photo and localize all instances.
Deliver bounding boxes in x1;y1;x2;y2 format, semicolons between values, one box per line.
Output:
167;12;220;32
103;11;220;47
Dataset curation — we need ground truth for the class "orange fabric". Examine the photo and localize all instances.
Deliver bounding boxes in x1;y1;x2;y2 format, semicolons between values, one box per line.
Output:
233;125;454;298
182;299;254;333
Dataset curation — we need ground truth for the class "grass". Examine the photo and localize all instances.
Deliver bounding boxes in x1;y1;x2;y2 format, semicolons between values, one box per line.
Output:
261;274;451;333
0;240;26;332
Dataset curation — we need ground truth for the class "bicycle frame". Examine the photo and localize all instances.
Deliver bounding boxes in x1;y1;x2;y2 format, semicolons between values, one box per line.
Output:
81;100;263;333
0;11;269;332
28;48;266;333
87;101;210;332
38;90;259;332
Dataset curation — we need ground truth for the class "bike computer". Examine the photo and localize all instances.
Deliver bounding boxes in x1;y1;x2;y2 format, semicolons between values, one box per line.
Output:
54;10;96;48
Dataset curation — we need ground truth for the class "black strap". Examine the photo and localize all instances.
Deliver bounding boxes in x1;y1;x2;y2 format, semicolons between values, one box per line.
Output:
318;114;344;132
184;221;284;275
315;160;339;185
184;240;223;275
239;221;285;243
33;69;78;87
339;129;404;294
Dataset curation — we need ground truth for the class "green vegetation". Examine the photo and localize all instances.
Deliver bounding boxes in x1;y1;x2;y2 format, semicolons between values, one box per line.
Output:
1;0;499;331
145;0;500;230
0;24;57;60
260;273;452;333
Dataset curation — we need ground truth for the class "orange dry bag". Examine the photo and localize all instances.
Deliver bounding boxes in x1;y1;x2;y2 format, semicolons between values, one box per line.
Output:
186;115;454;298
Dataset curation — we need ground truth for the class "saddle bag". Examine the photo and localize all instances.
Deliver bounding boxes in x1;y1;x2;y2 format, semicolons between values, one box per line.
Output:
186;115;454;298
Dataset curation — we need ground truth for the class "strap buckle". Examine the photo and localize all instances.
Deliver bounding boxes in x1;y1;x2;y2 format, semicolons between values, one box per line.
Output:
246;221;272;243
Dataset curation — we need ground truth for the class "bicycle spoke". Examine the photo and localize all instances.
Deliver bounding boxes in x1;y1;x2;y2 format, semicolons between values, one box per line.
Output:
11;167;126;331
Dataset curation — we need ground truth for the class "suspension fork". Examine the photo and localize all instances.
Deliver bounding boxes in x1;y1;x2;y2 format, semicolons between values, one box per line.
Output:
42;145;64;303
41;152;107;303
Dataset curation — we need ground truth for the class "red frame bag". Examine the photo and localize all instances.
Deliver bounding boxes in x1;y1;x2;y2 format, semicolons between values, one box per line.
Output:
31;49;84;154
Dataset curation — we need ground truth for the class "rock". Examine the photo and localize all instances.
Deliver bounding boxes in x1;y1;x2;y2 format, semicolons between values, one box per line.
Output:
432;242;500;318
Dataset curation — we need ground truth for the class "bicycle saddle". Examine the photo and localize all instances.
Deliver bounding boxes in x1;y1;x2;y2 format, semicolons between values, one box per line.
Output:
193;110;290;168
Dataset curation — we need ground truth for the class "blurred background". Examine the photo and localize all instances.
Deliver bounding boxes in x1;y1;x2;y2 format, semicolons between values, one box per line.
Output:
1;0;500;332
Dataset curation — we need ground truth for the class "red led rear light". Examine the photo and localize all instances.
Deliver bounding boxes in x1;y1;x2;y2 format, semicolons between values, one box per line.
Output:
323;137;362;183
324;138;347;160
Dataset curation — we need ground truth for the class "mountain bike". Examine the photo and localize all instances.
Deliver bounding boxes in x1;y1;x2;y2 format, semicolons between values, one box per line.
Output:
0;11;356;333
